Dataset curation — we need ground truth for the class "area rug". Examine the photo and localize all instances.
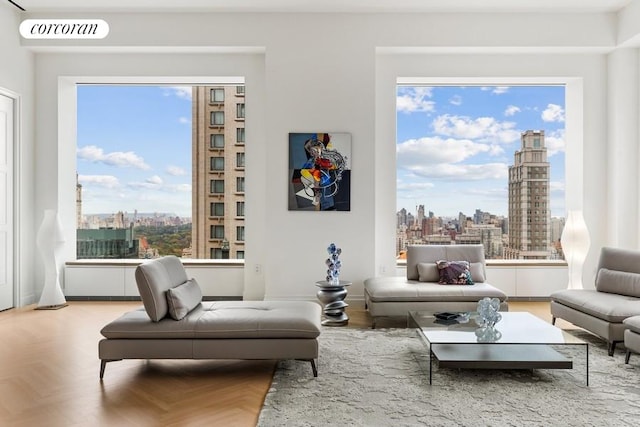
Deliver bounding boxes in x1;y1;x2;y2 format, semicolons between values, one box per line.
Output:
258;327;640;426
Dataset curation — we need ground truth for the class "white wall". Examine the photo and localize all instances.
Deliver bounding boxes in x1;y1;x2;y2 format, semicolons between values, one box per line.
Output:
0;4;35;306
12;10;640;304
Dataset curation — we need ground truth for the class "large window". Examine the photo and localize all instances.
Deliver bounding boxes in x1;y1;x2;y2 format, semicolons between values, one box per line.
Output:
76;83;246;260
396;85;566;260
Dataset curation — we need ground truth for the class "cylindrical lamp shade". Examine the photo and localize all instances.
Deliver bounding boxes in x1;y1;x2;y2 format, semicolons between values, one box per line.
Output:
561;210;591;290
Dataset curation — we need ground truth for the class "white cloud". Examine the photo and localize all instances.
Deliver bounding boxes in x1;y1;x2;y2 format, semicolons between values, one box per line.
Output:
488;145;505;156
146;175;163;185
397;87;435;113
164;86;192;100
504;105;521;116
480;86;509;94
431;114;520;144
545;135;565;157
178;117;190;124
406;163;508;181
542;103;565;122
78;174;120;188
166;184;192;192
77;145;151;170
449;95;462;106
397;137;490;167
396;181;435;191
166;165;187;176
550;181;565;192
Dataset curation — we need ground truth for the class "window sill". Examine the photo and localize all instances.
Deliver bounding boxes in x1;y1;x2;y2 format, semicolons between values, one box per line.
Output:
66;259;245;267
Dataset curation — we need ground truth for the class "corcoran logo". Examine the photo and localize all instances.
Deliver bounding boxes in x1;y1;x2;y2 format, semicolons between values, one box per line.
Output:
19;19;109;39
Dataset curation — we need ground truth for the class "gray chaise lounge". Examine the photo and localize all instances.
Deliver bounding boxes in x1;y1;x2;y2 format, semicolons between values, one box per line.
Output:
551;246;640;356
99;256;321;378
364;245;508;328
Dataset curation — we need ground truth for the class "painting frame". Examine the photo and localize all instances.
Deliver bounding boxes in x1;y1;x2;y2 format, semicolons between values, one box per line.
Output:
288;132;351;211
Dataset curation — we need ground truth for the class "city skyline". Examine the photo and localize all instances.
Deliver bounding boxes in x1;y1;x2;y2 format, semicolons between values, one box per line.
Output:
396;85;565;217
77;85;193;217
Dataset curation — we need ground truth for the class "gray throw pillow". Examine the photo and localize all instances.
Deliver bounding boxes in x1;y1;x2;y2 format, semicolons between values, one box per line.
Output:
166;278;203;320
417;262;440;282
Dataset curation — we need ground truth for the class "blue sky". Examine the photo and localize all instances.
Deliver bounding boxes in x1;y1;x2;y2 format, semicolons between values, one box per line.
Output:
77;85;192;217
396;85;566;218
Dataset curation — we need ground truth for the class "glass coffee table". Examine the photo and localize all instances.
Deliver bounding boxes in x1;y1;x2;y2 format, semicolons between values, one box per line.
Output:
408;311;589;385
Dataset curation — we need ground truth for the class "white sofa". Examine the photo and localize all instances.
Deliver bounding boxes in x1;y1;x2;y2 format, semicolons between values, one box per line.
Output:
364;245;508;328
551;246;640;356
99;256;321;378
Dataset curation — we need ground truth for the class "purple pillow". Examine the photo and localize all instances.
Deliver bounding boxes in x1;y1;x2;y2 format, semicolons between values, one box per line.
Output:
436;260;474;285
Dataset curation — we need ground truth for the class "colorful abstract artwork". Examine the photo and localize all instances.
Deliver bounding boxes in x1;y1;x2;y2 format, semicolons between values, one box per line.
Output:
289;132;351;211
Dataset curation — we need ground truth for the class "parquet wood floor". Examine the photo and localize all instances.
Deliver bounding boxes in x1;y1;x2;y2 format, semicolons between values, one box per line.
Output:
0;300;550;426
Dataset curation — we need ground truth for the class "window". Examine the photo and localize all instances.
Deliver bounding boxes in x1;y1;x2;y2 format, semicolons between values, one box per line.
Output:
236;152;245;168
211;202;224;217
76;83;246;261
237;250;245;259
396;84;565;261
210;88;224;103
210;134;224;148
236;177;245;193
210;157;224;171
237;226;245;242
236;201;245;217
211;111;224;126
210;225;224;239
211;179;224;193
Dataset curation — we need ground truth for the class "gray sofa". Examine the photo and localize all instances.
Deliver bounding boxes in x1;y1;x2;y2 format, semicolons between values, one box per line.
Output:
364;245;508;328
551;246;640;356
99;256;321;378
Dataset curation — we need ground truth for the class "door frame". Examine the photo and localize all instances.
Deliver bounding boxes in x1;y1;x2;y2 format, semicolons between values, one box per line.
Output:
0;86;22;309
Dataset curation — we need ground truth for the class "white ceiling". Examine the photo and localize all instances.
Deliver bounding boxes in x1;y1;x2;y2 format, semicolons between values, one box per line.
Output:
11;0;635;14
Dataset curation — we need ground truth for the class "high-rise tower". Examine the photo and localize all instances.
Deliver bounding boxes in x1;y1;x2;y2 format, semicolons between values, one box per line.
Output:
192;86;246;259
505;130;551;259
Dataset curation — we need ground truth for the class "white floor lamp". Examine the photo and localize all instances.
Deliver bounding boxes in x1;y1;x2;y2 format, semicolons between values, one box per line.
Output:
561;210;591;290
36;209;68;309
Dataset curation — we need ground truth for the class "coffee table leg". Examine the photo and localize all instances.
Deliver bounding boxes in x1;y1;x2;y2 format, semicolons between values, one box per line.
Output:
586;344;589;387
429;347;433;385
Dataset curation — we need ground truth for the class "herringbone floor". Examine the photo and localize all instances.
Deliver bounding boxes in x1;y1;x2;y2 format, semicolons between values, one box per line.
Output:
0;300;551;426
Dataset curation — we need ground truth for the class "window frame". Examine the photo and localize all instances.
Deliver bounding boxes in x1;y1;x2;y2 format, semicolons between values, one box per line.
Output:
392;77;577;266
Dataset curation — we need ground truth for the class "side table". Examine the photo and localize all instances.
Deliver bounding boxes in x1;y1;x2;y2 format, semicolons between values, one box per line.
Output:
315;280;352;326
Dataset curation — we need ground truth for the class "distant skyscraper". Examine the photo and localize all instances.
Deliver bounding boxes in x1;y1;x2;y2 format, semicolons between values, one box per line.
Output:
505;130;551;259
192;86;246;259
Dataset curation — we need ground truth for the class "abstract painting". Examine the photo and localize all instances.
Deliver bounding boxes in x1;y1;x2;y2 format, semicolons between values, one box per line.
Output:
288;132;351;211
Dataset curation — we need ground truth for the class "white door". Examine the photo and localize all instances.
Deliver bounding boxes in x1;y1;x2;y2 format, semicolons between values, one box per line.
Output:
0;94;14;311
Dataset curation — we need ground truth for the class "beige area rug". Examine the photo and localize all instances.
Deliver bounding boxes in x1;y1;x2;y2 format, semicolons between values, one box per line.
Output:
258;327;640;427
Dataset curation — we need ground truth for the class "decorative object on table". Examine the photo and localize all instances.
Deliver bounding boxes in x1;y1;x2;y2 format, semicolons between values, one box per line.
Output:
288;132;351;211
476;297;502;328
35;209;68;309
561;210;591;289
316;280;351;326
325;242;342;285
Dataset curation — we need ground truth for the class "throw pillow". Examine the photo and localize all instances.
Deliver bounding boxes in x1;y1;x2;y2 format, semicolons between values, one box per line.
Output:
417;262;440;282
166;278;203;320
436;260;474;285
